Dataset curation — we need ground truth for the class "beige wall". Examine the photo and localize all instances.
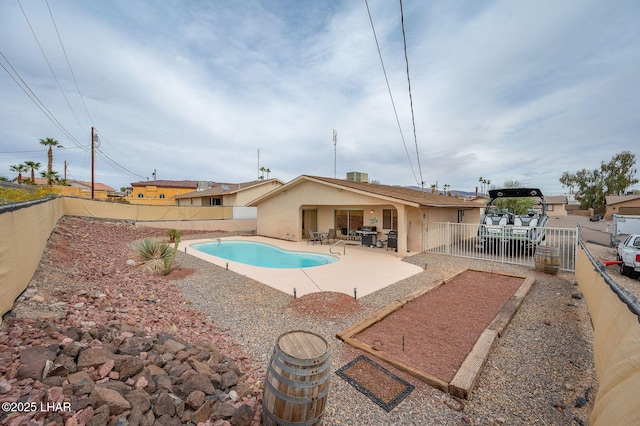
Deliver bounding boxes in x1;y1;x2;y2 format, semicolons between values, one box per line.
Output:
176;181;283;207
576;244;640;425
63;197;233;220
0;199;64;324
547;203;568;217
236;181;283;205
136;219;255;232
0;197;253;323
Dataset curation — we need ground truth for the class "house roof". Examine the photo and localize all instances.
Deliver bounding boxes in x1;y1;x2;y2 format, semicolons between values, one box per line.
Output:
249;175;479;208
130;180;199;189
174;179;283;199
545;196;568;205
606;194;640;205
68;180;116;192
11;177;115;191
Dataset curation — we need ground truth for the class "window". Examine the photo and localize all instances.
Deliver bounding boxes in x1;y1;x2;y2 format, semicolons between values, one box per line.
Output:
159;194;165;199
209;198;222;206
546;204;554;211
335;209;364;238
137;193;144;198
383;209;398;230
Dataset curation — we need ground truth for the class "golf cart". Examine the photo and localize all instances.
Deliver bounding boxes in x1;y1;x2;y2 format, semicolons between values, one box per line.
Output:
478;188;549;254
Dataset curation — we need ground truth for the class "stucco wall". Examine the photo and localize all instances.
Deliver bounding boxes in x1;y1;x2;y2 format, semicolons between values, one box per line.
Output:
255;181;481;255
236;181;283;206
0;198;64;324
255;180;408;242
547;203;568;217
576;243;640;425
606;199;640;220
63;197;233;220
0;197;255;323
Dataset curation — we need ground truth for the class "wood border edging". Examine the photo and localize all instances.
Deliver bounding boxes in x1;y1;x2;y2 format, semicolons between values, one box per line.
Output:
336;269;536;400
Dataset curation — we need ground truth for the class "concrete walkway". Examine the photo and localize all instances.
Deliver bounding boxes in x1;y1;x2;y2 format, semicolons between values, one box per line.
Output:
179;236;424;298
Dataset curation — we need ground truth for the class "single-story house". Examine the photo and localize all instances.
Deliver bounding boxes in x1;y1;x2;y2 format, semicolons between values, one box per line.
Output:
174;179;284;206
248;175;483;257
605;194;640;219
545;195;569;217
10;177;115;200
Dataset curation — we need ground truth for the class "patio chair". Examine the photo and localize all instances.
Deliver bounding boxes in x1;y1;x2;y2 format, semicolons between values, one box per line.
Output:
307;230;322;245
325;228;336;244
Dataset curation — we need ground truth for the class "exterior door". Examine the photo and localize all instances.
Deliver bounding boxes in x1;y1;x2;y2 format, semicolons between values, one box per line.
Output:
302;209;318;238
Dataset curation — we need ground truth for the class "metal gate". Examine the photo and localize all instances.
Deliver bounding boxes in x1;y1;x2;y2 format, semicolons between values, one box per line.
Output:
425;222;578;272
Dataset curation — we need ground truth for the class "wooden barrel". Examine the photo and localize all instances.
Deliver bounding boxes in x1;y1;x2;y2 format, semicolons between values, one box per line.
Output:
534;245;561;274
263;330;331;426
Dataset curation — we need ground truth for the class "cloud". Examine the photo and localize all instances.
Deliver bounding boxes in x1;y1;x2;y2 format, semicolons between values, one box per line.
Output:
0;0;638;195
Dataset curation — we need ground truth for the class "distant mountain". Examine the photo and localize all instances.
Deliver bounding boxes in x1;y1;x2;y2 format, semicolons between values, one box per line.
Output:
404;186;479;198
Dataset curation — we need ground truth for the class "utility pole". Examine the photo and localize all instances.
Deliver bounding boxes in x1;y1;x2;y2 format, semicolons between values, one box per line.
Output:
91;127;95;199
333;129;337;178
64;160;68;181
257;149;260;180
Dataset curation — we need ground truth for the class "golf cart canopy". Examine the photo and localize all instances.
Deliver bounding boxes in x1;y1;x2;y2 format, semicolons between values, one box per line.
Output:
488;188;544;200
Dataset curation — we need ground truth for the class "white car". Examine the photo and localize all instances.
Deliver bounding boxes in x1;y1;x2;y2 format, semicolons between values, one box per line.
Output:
617;234;640;279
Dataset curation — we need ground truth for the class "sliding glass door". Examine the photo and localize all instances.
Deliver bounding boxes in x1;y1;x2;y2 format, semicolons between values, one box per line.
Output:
335;209;364;239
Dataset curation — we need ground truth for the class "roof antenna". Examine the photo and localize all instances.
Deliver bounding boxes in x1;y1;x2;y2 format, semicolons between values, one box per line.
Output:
333;129;337;178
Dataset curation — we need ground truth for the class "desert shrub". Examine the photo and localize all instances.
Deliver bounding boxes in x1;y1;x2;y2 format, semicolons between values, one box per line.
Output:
0;186;59;205
167;229;181;244
133;238;175;275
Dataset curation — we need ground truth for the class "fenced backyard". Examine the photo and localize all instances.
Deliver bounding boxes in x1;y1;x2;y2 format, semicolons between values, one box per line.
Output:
425;222;578;272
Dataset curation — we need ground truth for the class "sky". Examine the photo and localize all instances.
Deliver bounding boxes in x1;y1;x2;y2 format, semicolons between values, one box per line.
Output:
1;0;638;195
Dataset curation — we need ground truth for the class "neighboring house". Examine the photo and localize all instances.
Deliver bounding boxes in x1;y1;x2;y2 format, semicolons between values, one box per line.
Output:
174;179;284;206
128;180;201;205
545;195;568;217
605;194;640;219
248;175;483;257
10;177;115;200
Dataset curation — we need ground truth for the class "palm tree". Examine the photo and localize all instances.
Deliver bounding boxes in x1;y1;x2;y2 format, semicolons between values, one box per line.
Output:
24;161;41;184
10;164;28;184
40;170;60;185
39;137;64;176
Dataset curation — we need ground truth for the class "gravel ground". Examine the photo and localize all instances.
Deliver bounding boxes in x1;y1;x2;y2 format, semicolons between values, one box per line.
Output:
175;216;600;425
4;215;624;425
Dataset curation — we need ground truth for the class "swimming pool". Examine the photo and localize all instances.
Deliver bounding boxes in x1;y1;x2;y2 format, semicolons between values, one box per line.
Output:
191;240;338;269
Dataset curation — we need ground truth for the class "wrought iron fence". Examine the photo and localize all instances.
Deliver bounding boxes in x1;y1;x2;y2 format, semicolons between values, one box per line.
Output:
425;222;578;272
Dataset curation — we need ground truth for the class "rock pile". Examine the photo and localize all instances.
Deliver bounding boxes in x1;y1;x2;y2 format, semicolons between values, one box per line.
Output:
0;318;257;425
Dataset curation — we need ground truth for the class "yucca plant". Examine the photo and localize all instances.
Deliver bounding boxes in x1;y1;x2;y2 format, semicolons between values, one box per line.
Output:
133;238;175;275
167;229;181;244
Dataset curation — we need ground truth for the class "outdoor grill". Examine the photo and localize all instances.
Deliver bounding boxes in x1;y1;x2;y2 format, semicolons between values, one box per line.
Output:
356;226;377;246
386;230;398;251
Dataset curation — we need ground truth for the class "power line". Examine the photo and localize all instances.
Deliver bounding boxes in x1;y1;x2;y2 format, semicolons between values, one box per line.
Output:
17;0;87;140
364;0;420;187
0;51;88;152
0;146;85;154
46;0;94;127
398;0;425;190
6;3;145;183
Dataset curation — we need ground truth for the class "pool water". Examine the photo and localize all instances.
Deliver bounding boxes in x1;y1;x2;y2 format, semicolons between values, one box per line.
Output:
191;240;338;269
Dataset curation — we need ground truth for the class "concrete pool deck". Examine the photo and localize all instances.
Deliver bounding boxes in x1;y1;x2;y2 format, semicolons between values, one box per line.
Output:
179;236;424;298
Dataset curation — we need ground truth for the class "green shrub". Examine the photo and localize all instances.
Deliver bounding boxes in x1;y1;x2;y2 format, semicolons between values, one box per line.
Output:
167;229;181;244
0;186;59;205
133;238;175;275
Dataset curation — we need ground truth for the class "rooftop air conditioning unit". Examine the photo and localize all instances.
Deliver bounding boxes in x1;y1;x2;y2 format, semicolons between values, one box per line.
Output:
346;172;368;183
